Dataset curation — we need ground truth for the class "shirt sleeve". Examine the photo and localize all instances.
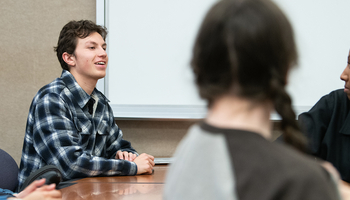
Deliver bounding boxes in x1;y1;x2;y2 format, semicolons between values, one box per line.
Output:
33;93;137;180
298;93;334;155
104;112;139;159
0;188;14;199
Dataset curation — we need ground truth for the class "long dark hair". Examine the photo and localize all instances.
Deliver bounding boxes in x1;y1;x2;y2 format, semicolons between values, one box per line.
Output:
192;0;307;152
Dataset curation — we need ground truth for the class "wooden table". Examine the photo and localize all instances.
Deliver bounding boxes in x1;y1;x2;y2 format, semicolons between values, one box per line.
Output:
60;165;168;200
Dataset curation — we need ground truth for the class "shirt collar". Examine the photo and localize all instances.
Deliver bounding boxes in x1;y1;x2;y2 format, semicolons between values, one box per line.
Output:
60;70;110;109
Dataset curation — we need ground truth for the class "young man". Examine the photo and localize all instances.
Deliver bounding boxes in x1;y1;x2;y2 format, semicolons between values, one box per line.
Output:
18;20;154;189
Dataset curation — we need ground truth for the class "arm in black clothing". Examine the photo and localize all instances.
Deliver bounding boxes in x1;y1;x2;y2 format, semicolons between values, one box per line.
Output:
298;93;334;156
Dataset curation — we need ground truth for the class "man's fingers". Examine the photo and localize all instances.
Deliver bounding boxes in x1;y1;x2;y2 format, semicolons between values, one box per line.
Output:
148;154;155;161
128;152;135;161
116;151;124;159
116;151;138;161
36;183;56;192
145;163;154;174
123;151;129;161
29;178;46;189
16;178;47;198
149;158;155;166
134;154;155;175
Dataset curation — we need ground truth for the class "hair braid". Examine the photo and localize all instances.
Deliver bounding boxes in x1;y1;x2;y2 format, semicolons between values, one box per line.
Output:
269;69;307;153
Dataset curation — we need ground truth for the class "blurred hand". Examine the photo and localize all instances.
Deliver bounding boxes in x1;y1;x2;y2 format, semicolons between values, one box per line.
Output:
16;179;49;198
21;189;62;200
14;178;62;200
320;161;341;183
320;161;350;200
339;181;350;200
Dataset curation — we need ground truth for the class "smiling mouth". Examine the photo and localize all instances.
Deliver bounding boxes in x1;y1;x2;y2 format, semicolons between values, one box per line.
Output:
96;62;106;65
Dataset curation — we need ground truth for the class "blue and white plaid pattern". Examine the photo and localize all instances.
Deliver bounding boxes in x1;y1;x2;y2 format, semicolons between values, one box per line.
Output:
18;70;137;189
0;188;14;199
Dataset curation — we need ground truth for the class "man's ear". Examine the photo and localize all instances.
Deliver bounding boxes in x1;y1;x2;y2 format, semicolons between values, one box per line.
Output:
62;52;75;67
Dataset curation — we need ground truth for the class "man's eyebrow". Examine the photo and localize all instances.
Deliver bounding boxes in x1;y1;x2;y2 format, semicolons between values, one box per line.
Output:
85;41;107;46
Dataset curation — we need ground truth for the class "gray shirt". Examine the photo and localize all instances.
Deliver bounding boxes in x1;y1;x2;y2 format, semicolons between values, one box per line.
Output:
164;124;237;200
164;122;340;200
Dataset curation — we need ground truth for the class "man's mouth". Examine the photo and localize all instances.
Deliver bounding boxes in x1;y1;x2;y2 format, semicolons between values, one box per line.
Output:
95;62;106;65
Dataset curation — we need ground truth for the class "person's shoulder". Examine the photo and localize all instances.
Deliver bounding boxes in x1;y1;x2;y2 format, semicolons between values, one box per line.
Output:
164;123;237;200
299;89;347;117
170;122;228;165
272;143;332;183
268;144;339;198
227;132;324;179
184;123;226;143
32;78;66;104
328;89;346;99
272;143;318;169
175;123;211;150
315;88;347;106
320;89;348;111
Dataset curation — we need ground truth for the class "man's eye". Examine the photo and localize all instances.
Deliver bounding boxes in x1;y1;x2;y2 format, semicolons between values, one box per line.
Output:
89;47;95;49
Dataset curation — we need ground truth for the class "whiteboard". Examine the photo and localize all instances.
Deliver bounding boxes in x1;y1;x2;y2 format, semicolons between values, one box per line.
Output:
98;0;350;119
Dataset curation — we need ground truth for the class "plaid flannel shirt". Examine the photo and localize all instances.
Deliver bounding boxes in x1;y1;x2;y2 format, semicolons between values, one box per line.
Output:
18;70;138;189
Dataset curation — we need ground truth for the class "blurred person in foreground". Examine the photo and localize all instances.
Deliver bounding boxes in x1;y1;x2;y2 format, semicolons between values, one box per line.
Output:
164;0;343;199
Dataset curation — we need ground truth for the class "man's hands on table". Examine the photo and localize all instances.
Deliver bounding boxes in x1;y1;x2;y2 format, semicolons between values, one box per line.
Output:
116;151;155;175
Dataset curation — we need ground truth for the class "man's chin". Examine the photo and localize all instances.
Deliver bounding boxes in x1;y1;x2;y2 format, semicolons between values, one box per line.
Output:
95;72;106;80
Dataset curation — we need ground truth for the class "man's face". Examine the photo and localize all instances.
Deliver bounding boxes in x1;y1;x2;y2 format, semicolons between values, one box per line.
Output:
70;32;108;83
340;50;350;100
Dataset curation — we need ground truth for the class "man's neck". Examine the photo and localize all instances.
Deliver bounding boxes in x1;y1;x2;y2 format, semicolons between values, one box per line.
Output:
206;95;273;140
69;71;97;95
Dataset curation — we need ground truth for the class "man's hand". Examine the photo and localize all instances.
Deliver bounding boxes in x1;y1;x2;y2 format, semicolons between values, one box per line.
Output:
115;151;137;161
133;153;155;175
